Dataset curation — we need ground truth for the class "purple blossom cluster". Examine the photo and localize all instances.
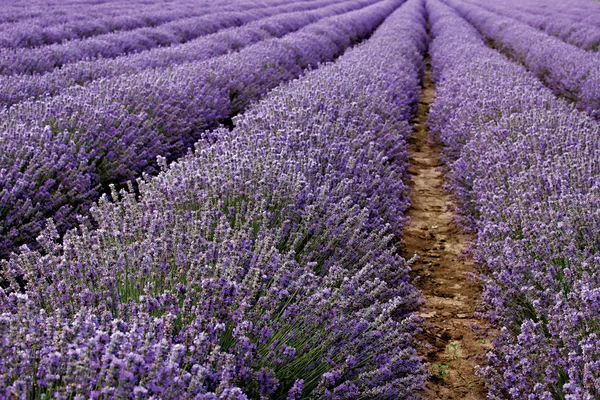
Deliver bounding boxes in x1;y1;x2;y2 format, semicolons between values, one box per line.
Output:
442;0;600;120
0;0;241;50
466;0;600;51
0;0;311;76
428;0;600;397
0;0;428;396
0;0;398;260
0;0;376;107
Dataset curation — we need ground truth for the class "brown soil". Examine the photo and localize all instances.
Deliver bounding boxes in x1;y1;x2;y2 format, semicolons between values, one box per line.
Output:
404;57;494;399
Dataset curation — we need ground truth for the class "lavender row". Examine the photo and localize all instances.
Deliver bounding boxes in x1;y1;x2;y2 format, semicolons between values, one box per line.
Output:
0;0;374;107
0;0;326;77
0;0;224;24
466;0;600;51
428;0;600;397
0;0;180;25
443;0;600;120
507;0;600;29
0;0;427;396
0;0;241;50
0;0;399;261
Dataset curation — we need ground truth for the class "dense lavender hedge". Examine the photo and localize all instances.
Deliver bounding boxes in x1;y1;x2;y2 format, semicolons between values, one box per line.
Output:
428;0;600;397
0;0;400;261
443;0;600;120
508;0;600;29
467;0;600;51
0;0;312;76
0;0;187;25
0;0;374;107
0;0;428;396
0;0;239;50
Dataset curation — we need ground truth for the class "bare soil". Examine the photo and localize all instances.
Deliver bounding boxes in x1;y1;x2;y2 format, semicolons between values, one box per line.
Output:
404;57;494;399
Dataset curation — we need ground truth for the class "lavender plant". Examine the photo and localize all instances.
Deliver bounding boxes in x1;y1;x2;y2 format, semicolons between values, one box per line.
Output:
0;0;314;76
0;0;242;50
0;0;427;396
0;0;376;107
500;0;600;29
0;0;400;260
0;0;203;26
466;0;600;51
428;0;600;397
442;0;600;120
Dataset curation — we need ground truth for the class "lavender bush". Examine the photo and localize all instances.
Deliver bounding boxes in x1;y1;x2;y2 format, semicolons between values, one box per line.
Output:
466;0;600;51
0;0;198;26
503;0;600;29
0;0;244;50
0;0;401;261
442;0;600;120
428;0;600;397
0;0;376;107
0;0;427;396
0;0;313;76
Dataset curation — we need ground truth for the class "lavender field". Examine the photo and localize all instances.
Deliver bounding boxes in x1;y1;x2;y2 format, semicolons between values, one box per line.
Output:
0;0;598;398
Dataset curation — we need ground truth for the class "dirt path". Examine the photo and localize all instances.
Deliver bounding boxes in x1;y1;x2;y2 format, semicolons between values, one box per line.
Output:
404;56;493;399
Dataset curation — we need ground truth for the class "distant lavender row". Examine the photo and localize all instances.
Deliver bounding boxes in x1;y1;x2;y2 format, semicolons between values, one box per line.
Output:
0;0;241;50
467;0;600;51
0;0;399;260
428;0;600;397
507;0;600;29
0;0;183;25
0;0;317;76
0;0;427;396
444;0;600;120
0;0;372;107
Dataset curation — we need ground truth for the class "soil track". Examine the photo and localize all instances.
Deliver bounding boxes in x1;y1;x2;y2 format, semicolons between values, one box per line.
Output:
404;56;493;399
